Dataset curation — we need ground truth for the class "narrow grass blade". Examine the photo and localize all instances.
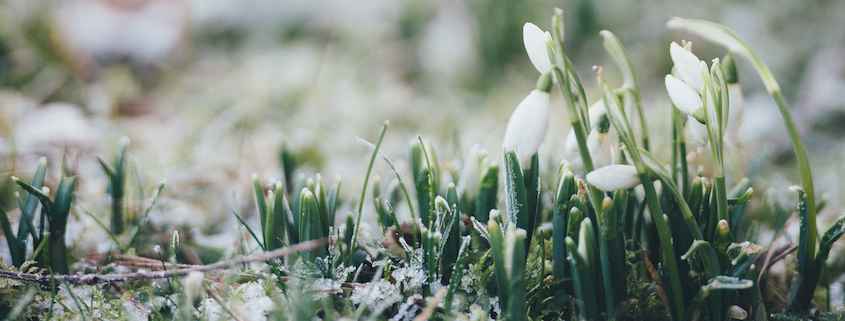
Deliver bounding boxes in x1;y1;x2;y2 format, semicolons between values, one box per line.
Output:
553;162;575;279
252;174;269;238
0;205;22;267
348;120;388;266
328;175;341;226
444;236;471;315
17;157;48;251
566;236;597;320
523;153;541;246
475;157;499;224
787;214;845;313
502;150;527;229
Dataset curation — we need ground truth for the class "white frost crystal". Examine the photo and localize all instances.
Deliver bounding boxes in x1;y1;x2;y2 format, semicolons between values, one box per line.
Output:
392;265;427;293
313;278;343;300
389;294;423;321
350;280;401;310
232;281;274;321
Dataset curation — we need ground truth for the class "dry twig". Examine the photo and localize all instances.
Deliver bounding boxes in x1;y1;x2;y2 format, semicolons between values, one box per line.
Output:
0;239;326;286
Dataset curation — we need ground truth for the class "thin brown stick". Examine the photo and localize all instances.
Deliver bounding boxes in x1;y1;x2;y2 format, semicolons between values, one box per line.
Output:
0;239;326;286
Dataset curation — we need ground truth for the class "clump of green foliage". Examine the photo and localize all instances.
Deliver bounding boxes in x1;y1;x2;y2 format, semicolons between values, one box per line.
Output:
2;10;845;321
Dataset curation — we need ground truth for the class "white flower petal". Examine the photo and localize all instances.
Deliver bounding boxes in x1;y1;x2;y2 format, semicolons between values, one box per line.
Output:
587;100;607;129
587;130;616;168
523;23;553;74
665;74;703;116
670;41;703;93
562;100;610;171
503;89;550;164
586;164;641;191
687;115;709;153
562;128;581;165
725;84;745;148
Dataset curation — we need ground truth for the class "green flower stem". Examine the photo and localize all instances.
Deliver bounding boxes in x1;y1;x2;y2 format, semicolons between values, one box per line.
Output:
550;16;614;313
639;172;685;320
549;25;603;216
600;30;650;150
668;16;817;274
705;62;730;226
672;109;690;198
714;176;729;222
597;70;685;320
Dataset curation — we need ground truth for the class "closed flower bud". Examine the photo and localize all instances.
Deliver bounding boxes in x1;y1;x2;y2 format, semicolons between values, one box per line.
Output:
586;164;641;191
503;89;551;165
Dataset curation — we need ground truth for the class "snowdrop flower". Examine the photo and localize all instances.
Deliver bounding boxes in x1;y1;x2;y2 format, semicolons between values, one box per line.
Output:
523;22;553;74
503;72;552;165
665;41;714;151
665;74;703;117
665;42;708;121
669;42;703;93
562;101;616;169
687;115;709;153
586;164;641;191
586;124;616;168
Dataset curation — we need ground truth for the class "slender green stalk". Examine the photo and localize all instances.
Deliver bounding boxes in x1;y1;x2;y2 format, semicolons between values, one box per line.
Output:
600;30;650;150
672;108;690;198
597;69;685;320
348;120;388;266
701;62;730;226
548;20;612;311
418;136;437;228
668;16;817;274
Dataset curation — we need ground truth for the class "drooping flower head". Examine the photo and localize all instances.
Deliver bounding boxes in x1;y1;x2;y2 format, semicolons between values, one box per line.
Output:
665;41;710;151
585;164;641;191
562;101;618;170
503;71;553;165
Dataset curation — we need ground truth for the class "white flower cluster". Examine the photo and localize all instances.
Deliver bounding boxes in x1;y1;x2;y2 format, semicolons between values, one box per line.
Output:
664;41;745;151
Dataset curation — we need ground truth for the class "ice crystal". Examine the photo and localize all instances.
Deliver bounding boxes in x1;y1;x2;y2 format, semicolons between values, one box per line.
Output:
233;281;274;321
199;298;225;321
490;296;501;316
312;278;342;300
389;294;422;321
123;300;150;321
350;279;401;310
391;264;427;293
